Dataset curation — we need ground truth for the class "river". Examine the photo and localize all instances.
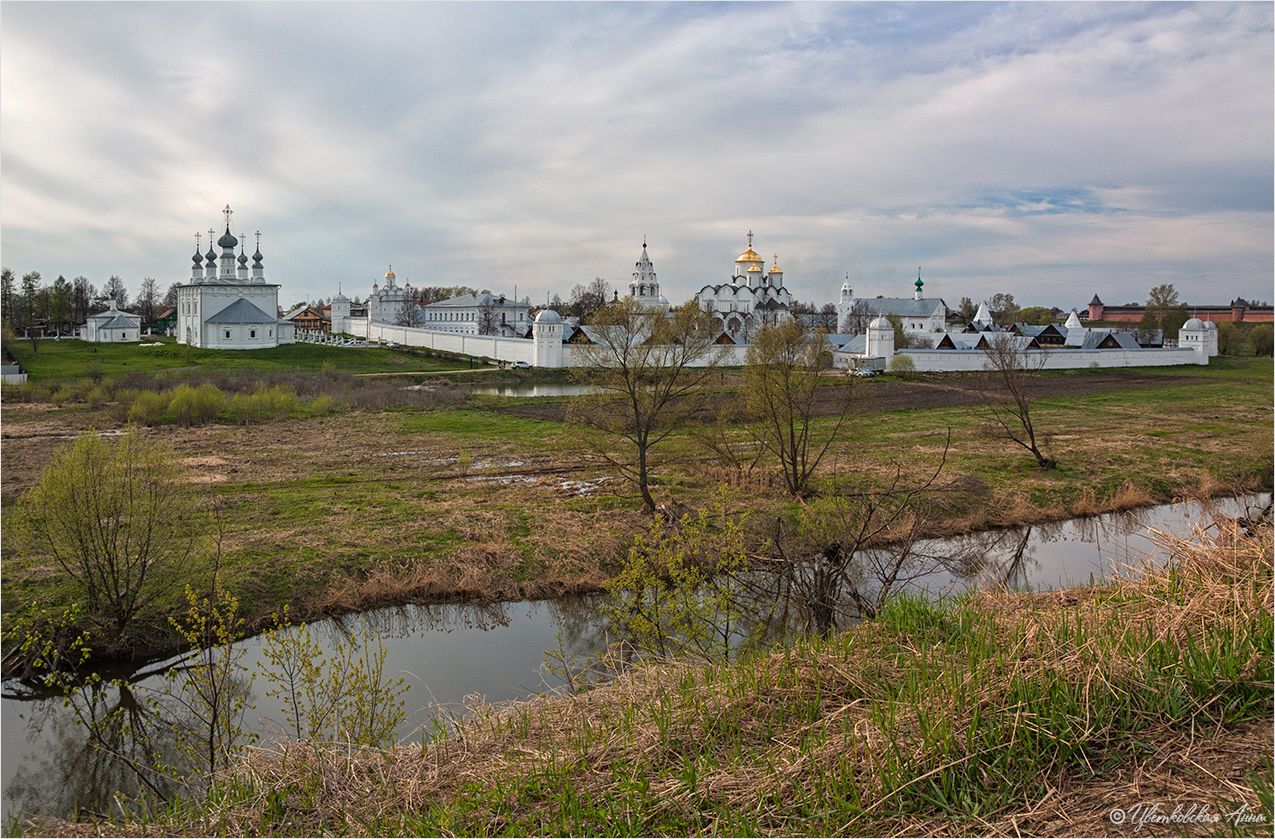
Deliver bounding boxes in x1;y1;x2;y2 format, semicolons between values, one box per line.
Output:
2;493;1267;821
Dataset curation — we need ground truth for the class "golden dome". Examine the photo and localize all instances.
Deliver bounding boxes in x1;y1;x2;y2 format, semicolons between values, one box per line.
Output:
747;264;762;273
385;264;396;280
736;247;764;263
769;255;782;273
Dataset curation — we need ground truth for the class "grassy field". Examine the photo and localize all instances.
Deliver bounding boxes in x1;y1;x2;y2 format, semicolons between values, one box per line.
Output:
3;337;478;380
44;521;1273;836
1;358;1271;663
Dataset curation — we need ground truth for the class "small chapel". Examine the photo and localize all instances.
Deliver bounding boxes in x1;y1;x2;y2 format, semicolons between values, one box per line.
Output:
175;205;294;349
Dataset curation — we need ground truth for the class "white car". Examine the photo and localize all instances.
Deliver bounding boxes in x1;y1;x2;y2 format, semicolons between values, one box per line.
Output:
512;361;532;369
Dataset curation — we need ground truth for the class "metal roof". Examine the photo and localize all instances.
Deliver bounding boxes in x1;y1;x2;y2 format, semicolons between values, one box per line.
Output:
828;334;867;354
99;315;139;330
426;292;526;308
859;297;946;318
206;298;278;324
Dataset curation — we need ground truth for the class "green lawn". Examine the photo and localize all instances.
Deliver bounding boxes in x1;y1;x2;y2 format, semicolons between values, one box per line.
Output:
4;337;475;380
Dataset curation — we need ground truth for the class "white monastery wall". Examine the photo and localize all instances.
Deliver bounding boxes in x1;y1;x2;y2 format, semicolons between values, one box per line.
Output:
895;347;1204;372
355;316;1202;372
362;319;537;364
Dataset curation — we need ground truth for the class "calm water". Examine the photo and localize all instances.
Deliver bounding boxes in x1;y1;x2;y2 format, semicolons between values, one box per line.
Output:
402;382;601;398
2;494;1266;820
466;383;602;398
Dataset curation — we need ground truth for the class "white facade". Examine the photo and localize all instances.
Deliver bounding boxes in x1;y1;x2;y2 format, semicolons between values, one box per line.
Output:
175;206;293;350
364;266;532;336
628;240;669;310
1178;318;1219;358
80;301;143;342
837;274;947;337
694;232;792;342
420;292;532;336
331;292;352;334
834;321;1212;371
366;267;415;324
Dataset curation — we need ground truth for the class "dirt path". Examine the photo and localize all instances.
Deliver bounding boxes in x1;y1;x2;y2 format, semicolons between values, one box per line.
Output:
498;372;1206;422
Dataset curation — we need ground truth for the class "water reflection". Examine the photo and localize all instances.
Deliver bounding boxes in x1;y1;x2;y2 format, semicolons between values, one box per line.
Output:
2;596;613;821
466;383;602;398
2;494;1267;822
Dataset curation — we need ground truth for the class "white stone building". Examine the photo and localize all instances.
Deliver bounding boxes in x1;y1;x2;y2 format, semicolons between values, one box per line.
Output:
837;273;947;338
80;301;143;342
175;206;294;349
1177;317;1219;357
627;239;670;310
694;231;792;342
420;292;532;336
366;267;415;325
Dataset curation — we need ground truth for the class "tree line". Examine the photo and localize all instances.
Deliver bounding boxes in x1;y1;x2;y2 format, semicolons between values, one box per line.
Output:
1;267;179;333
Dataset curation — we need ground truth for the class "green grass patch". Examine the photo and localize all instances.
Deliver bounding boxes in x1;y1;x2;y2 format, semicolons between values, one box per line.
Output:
4;337;472;381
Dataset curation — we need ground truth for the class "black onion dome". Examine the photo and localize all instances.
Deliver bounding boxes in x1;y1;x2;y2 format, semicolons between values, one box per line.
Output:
238;251;248;266
217;227;238;249
193;249;204;267
252;248;263;267
205;246;217;261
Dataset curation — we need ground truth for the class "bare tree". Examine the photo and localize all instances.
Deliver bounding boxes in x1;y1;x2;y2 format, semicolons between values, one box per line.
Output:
979;332;1055;468
568;298;727;513
840;299;874;335
136;277;160;326
568;277;612;320
750;437;954;636
743;320;851;498
393;297;418;328
101;275;129;310
476;296;499;335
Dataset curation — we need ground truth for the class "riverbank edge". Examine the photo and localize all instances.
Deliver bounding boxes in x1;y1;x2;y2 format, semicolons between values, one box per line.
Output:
4;482;1268;683
23;510;1274;836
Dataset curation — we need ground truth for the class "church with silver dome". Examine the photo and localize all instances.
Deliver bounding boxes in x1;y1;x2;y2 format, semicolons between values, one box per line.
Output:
175;205;294;349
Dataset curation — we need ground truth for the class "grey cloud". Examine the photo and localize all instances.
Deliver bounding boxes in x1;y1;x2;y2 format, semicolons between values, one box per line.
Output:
0;1;1269;311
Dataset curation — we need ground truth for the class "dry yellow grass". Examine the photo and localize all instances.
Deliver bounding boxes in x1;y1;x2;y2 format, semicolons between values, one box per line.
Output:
46;516;1269;837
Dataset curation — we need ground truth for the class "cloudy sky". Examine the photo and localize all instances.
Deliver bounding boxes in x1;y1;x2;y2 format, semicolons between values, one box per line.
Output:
1;1;1271;309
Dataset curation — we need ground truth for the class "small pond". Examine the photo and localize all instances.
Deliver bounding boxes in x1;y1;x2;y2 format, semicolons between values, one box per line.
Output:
2;493;1267;820
402;382;602;398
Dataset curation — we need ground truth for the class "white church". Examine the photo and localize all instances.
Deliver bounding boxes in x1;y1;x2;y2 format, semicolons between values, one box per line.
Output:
693;232;793;342
79;301;143;342
836;271;947;338
175;206;294;349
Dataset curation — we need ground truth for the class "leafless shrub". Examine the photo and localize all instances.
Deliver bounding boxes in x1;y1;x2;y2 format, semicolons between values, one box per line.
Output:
978;332;1055;468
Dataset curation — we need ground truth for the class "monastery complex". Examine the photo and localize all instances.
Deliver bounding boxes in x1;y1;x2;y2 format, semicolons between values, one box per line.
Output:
80;205;1224;374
